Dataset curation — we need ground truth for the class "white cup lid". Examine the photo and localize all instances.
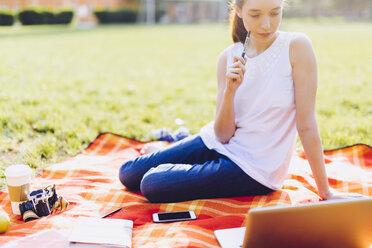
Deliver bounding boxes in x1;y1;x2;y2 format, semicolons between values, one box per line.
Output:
4;164;32;178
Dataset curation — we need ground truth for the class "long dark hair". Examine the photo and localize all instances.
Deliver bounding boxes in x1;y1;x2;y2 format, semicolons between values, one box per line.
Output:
230;0;248;44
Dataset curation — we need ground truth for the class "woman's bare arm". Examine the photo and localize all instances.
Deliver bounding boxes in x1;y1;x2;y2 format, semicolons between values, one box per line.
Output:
290;33;366;200
214;50;246;144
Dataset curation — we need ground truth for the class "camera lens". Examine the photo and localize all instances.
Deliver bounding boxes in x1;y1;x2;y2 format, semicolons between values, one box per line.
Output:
19;201;38;222
35;199;51;217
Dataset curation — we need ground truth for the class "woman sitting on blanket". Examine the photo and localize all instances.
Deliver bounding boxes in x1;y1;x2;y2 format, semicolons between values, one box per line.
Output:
119;0;365;203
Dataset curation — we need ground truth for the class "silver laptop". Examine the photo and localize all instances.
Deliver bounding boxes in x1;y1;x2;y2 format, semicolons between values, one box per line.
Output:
215;198;372;248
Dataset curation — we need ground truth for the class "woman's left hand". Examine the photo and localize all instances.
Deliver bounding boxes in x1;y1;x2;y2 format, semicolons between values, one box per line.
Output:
324;191;370;201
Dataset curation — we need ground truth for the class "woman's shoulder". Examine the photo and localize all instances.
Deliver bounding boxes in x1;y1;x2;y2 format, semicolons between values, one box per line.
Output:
287;32;315;67
219;42;243;56
288;31;313;45
277;31;313;48
217;42;243;66
287;32;314;51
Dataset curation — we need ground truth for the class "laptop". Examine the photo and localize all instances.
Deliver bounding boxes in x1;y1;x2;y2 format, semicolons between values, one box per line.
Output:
215;198;372;248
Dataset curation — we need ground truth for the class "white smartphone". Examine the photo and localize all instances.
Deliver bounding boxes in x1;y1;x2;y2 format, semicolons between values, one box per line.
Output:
152;210;197;223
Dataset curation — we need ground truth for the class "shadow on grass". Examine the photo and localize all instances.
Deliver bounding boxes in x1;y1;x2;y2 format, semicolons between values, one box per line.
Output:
0;23;142;39
0;23;192;39
0;25;98;39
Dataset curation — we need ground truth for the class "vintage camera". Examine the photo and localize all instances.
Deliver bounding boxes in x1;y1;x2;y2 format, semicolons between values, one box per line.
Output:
19;185;58;222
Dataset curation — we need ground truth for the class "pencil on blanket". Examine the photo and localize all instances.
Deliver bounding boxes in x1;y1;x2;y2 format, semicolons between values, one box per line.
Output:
241;31;251;58
102;207;122;218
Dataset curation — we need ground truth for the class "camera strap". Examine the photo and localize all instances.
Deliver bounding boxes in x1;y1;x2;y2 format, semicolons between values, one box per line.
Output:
52;195;69;213
45;184;69;214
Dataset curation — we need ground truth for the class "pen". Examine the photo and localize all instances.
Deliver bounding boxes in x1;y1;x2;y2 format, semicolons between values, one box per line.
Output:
241;31;251;58
102;207;122;218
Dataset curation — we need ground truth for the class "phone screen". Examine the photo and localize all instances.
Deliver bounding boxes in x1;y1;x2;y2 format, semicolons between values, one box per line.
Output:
158;211;191;221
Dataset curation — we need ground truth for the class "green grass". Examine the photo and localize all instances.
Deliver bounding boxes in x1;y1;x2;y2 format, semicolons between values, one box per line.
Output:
0;20;371;187
281;20;372;148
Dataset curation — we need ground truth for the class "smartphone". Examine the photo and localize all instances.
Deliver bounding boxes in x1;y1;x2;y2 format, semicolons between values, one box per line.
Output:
152;210;197;223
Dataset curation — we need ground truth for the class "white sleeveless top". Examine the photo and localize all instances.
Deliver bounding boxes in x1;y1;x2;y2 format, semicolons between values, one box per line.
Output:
199;31;297;190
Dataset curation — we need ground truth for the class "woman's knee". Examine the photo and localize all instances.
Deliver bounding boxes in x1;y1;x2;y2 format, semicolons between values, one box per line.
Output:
140;165;173;203
119;160;140;191
140;170;158;203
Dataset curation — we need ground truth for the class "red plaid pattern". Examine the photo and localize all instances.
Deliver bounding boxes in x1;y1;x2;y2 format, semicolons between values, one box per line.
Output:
0;133;371;247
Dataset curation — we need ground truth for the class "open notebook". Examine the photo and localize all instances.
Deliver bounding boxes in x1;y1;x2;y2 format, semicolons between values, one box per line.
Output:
69;217;133;248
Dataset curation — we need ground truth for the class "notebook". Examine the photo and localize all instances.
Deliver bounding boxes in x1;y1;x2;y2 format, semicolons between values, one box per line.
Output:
68;217;133;248
215;198;372;248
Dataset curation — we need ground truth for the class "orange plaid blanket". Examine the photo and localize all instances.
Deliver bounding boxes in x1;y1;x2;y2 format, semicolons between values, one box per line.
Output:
0;133;371;247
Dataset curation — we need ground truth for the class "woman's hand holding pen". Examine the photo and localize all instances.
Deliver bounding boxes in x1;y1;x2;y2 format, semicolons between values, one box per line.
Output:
225;56;247;94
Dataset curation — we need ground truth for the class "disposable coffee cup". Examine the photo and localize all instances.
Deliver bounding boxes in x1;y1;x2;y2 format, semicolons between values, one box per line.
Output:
4;164;32;215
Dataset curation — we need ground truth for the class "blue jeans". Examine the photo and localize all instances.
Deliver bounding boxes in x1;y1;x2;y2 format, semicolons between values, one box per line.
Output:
119;135;273;203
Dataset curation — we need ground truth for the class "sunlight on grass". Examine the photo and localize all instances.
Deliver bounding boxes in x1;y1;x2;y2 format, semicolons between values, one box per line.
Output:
0;20;371;187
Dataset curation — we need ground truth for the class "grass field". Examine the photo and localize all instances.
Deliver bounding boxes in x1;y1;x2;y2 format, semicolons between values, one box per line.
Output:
0;19;371;187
